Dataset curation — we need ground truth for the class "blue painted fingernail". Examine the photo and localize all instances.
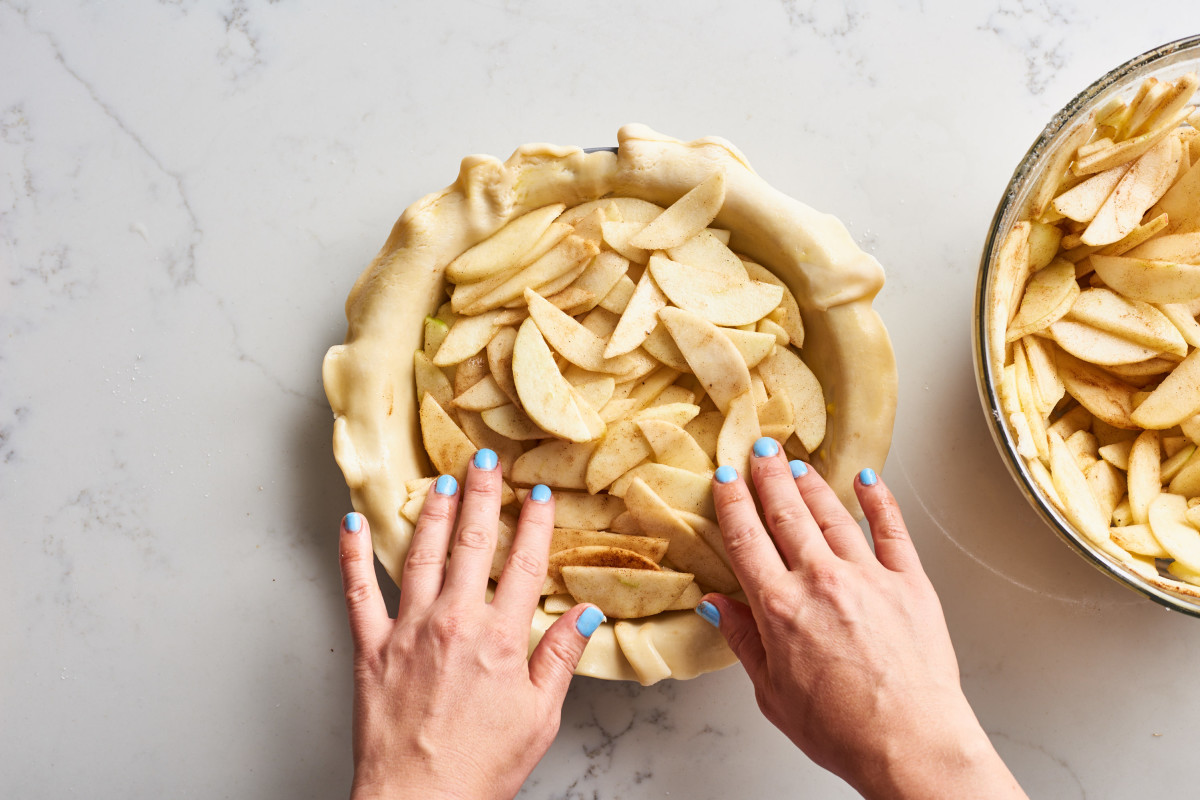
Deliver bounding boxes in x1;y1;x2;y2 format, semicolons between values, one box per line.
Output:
859;468;877;487
752;437;778;458
576;606;605;637
343;512;362;532
530;484;552;503
435;474;458;495
789;459;808;478
695;600;720;628
714;465;738;484
473;448;498;470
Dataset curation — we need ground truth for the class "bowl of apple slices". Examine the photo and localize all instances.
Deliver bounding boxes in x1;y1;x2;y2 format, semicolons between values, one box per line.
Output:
976;35;1200;613
324;124;897;682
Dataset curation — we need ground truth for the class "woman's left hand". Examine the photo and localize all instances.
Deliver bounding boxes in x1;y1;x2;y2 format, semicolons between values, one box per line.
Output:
339;449;603;800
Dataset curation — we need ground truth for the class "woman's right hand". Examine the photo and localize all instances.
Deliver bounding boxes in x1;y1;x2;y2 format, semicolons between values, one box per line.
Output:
698;439;1026;800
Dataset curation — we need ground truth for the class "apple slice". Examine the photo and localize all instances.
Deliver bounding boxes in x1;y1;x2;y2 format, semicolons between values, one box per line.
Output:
1006;259;1080;341
482;404;547;441
757;345;827;452
1148;492;1200;572
1110;523;1171;558
1158;303;1200;348
988;222;1031;372
561;566;693;619
641;325;691;372
511;318;601;443
512;439;597;490
622;478;738;593
1090;255;1200;303
1050;320;1161;366
447;203;567;282
432;310;504;367
452;373;508;411
525;288;633;374
549;530;669;562
585;419;653;494
1055;349;1139;429
1131;349;1200;429
717;391;762;481
420;394;478;485
601;220;651;263
460;235;599;315
1049;430;1116;549
1127;231;1200;263
636;419;714;474
665;229;748;280
1067;288;1188;356
742;260;805;348
414;350;454;411
1085;459;1124;520
605;269;669;358
658;306;751;414
608;463;716;519
456;410;523;478
1051;162;1131;222
1083;133;1181;246
514;488;626;530
721;328;777;369
1127;430;1161;524
650;255;784;328
486;326;520;406
544;546;661;595
629;172;726;250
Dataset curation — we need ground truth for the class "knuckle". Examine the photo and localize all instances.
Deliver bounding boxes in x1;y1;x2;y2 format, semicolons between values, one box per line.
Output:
343;578;376;609
765;503;810;533
758;586;798;620
723;522;764;558
465;476;497;502
429;613;467;645
540;634;580;672
454;522;495;552
404;546;445;572
872;506;910;541
806;561;844;594
714;485;747;514
418;499;453;527
503;546;546;581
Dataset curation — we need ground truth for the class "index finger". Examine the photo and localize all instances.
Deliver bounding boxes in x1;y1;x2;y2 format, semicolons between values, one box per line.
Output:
491;484;555;620
711;466;790;599
441;449;503;603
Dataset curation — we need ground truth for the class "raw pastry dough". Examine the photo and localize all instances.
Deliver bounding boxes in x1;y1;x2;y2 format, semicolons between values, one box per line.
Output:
323;125;897;682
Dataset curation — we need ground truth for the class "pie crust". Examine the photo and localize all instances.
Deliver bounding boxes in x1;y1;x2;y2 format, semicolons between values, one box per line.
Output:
323;124;897;682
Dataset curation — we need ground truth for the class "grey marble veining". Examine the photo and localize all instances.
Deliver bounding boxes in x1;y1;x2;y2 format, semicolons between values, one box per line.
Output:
3;1;1199;797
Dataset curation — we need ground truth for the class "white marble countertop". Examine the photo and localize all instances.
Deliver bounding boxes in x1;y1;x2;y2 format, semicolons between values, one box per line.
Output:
3;1;1198;797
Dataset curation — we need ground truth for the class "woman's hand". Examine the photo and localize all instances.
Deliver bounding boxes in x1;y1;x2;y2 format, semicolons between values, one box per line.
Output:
698;439;1026;800
339;449;604;800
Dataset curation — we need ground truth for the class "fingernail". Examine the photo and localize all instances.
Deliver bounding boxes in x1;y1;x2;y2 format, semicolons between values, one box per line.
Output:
695;600;720;628
789;460;808;478
859;468;877;487
714;465;738;484
752;437;778;458
343;512;363;533
435;474;458;495
473;448;498;471
530;484;552;503
576;606;605;637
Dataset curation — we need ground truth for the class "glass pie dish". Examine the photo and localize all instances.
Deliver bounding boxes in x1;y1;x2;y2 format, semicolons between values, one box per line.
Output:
974;36;1200;616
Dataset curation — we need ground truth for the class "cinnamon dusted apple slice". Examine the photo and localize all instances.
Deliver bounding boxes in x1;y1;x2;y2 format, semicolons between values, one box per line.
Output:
512;318;603;443
650;254;783;327
544;546;662;595
629;171;726;250
561;566;693;619
447;203;567;282
658;306;751;413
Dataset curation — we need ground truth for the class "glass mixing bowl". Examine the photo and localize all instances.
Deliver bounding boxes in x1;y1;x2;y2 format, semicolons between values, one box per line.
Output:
974;35;1200;616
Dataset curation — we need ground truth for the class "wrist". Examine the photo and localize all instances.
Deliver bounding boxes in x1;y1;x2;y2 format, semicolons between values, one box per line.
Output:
851;700;1025;800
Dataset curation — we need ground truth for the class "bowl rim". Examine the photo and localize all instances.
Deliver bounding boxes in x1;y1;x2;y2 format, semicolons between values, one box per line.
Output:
973;34;1200;617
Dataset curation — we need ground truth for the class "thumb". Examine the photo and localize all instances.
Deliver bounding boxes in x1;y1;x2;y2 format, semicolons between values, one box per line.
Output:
528;604;604;700
697;595;767;681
